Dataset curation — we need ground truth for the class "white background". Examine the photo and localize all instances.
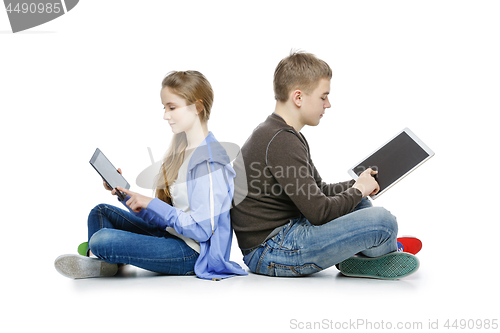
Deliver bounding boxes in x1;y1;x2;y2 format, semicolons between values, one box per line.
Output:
1;1;499;332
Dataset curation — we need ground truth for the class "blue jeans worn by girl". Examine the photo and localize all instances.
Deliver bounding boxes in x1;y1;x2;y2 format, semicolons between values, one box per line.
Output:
87;203;199;275
243;198;398;277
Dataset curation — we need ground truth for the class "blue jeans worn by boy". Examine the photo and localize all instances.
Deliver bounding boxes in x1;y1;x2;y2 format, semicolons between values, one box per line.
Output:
87;203;199;275
243;198;398;277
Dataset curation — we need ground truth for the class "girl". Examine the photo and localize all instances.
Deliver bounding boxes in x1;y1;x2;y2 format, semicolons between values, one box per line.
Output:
55;71;247;280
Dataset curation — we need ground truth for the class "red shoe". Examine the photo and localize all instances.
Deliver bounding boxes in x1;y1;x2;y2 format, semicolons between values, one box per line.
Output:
397;236;422;255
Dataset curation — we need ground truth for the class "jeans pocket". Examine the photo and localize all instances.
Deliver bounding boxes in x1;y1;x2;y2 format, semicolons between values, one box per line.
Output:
267;262;323;277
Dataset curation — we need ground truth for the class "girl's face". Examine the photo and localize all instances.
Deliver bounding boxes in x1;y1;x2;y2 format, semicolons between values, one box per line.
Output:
160;87;200;134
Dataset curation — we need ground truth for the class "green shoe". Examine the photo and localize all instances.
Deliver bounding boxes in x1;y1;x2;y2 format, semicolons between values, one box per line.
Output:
338;252;419;280
77;242;88;256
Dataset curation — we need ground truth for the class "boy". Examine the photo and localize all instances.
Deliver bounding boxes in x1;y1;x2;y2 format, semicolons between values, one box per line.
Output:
231;51;419;279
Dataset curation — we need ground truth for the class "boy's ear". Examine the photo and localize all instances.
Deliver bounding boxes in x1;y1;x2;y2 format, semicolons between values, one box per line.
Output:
195;99;204;114
291;89;302;108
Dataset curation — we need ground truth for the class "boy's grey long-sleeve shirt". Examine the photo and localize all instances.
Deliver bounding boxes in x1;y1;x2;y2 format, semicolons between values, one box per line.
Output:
231;113;363;250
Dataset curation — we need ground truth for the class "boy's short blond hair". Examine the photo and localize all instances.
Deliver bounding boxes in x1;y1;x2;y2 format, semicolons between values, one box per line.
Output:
273;51;332;102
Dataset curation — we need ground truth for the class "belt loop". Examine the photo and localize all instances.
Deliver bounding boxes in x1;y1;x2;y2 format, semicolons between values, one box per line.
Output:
241;244;259;256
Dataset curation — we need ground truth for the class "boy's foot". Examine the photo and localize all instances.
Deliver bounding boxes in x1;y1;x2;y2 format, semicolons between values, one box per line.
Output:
54;254;118;279
397;236;422;255
338;252;419;280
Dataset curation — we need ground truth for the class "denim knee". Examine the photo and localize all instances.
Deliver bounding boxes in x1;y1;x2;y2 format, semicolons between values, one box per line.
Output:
88;228;112;257
89;203;108;218
88;203;105;224
370;207;398;235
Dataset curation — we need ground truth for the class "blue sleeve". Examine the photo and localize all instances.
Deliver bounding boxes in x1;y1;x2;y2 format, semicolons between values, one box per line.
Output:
145;161;231;242
117;195;169;229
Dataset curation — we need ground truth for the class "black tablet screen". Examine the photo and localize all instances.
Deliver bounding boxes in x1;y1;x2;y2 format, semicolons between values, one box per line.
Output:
352;131;430;192
89;149;130;191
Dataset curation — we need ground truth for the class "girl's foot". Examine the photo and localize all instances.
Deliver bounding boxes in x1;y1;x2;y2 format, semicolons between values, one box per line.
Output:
77;242;88;256
54;254;118;279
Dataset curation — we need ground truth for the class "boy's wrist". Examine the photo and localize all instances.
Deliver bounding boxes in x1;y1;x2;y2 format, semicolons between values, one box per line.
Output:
352;185;365;197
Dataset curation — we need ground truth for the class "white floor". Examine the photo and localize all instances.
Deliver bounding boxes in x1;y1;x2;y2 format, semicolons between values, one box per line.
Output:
6;231;496;333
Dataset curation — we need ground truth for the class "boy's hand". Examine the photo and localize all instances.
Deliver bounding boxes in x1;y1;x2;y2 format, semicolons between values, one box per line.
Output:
114;186;153;213
352;168;380;197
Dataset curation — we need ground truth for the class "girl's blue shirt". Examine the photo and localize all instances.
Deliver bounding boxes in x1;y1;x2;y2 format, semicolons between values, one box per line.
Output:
119;132;247;280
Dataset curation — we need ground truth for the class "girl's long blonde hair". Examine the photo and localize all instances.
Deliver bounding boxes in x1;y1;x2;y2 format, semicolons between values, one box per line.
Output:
155;71;214;204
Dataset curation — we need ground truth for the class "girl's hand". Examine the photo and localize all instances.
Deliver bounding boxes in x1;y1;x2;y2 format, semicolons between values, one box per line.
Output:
104;168;123;192
115;186;153;213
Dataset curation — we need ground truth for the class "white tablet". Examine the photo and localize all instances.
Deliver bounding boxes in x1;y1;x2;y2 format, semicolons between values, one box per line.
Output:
347;128;434;199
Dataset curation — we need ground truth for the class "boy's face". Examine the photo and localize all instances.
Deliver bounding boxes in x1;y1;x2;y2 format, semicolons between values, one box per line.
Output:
299;78;331;127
